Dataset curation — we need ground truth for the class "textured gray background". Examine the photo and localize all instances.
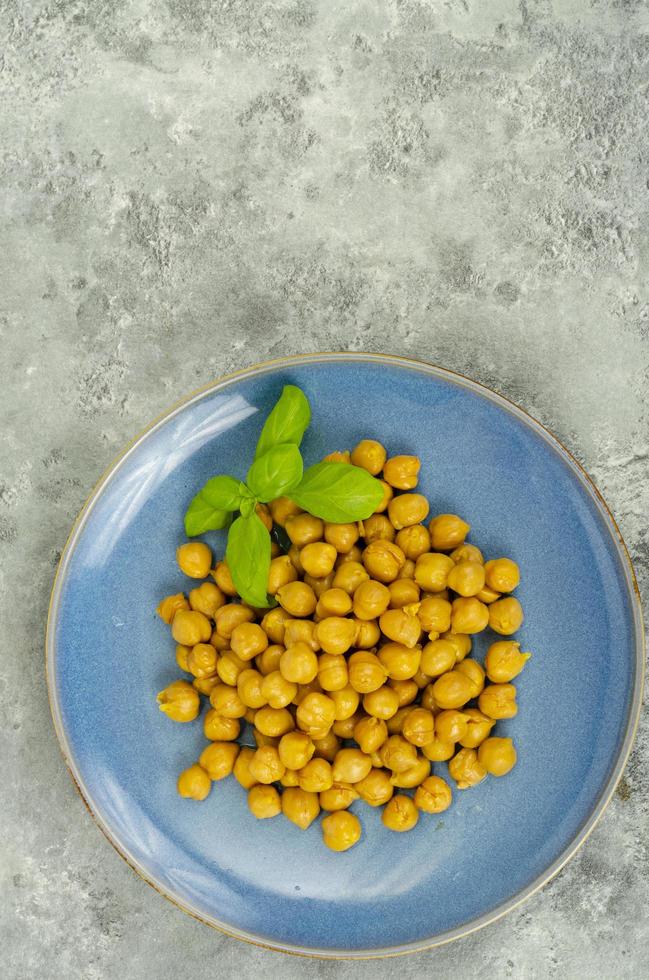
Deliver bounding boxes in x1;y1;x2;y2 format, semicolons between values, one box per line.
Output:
1;0;648;977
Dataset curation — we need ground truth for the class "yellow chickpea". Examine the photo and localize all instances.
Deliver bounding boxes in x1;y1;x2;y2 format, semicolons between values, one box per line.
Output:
211;561;237;596
379;734;418;773
458;708;495;748
390;755;430;789
439;631;472;662
278;731;315;770
157;680;200;722
192;672;219;696
353;579;391;620
267;555;298;595
233;746;257;789
288;544;304;575
213;652;243;687
171;609;213;646
254;730;279;748
188;582;226;618
388;493;430;530
450;543;484;564
209;684;247;719
300;542;338;579
456;659;485;698
355;768;394;807
447;560;486;598
281;769;300;787
280;642;319;684
298;758;334;793
488;597;524;635
332;748;373;784
186;643;218;678
312;730;342;762
323;450;351;463
478;737;517;776
324;522;360;554
361;514;396;544
389;678;419;706
374;479;394;513
282;787;320;830
388;578;420;609
210;629;229;652
476;585;501;604
420;639;458;677
399;707;435;747
448;747;486;789
276;582;317;618
175;644;191;672
317;653;349;691
379;608;422;649
378;642;421;681
362;540;406;583
320;783;359;811
293;677;323;705
354;715;388;753
383;455;420;490
316;588;353;618
420;684;439;712
478;683;518;720
248;784;281;818
322;810;362;852
432;670;475;710
229;622;268;662
315;617;357;656
204;709;240;742
296;692;337;740
199;741;239;780
254;706;296;737
176;541;212;579
386;705;413;735
417;596;451;634
428;514;470;551
485;640;531;683
261;607;291;645
214;603;255;639
393;527;429;563
237;669;267;709
177;764;211;800
332;561;370;595
248;745;285;784
261;670;297;709
484;558;520;593
422;737;455;762
415;775;452;813
351;439;387;475
450;597;489;634
328;685;360;721
335;545;364;566
412;668;432;690
157;593;189;624
353;618;382;649
285;513;324;547
348;651;388;693
269;496;303;527
382;794;419;831
256;643;286;675
415;553;454;593
363;685;400;720
283;619;320;651
435;710;471;743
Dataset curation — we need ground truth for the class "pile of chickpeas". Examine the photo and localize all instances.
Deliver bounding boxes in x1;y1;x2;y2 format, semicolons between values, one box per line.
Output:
157;440;530;852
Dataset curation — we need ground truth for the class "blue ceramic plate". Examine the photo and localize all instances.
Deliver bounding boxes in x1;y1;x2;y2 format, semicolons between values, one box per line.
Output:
47;354;643;957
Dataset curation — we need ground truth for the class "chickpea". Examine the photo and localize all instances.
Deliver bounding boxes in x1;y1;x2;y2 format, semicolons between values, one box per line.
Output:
388;493;430;530
237;669;267;709
386;705;414;735
317;588;353;618
382;794;419;831
447;560;486;598
288;544;304;575
415;775;452;814
278;731;315;770
488;597;524;635
280;642;319;684
187;642;218;678
204;709;240;742
261;670;297;709
422;737;455;762
188;582;226;619
254;706;296;737
484;558;520;594
329;685;360;721
458;708;495;748
440;631;472;662
450;543;484;564
254;730;279;748
359;515;394;545
209;684;246;719
350;439;387;475
354;715;388;754
448;747;486;789
383;455;420;490
456;659;485;698
479;683;518;720
348;651;388;694
379;609;422;649
281;788;320;830
157;680;200;722
214;652;244;687
353;579;391;621
210;629;229;652
261;607;291;645
363;540;406;583
428;514;470;551
450;597;489;634
395;525;431;560
177;764;211;800
248;745;285;784
332;748;373;784
192;672;218;696
432;671;474;710
214;603;255;640
171;609;212;646
323;450;351;463
315;653;347;692
333;714;359;738
391;755;430;788
296;692;336;740
299;758;334;793
413;668;432;690
476;585;501;604
315;617;357;656
389;678;419;706
300;542;337;579
322;810;362;852
420;639;457;677
175;644;191;672
157;593;189;624
293;677;323;705
379;735;418;773
312;731;342;762
388;578;420;609
284;619;319;652
415;553;454;593
229;623;267;662
324;522;360;554
363;685;400;719
233;746;258;789
353;618;382;649
320;782;359;811
212;561;237;597
374;479;394;513
335;544;364;565
267;555;298;595
420;684;440;712
401;707;436;747
401;559;416;580
199;741;239;780
248;784;281;819
378;642;421;682
177;541;212;579
332;561;369;595
277;581;317;618
281;769;300;787
285;513;324;547
435;710;471;743
269;496;303;527
478;737;517;776
352;768;392;809
256;644;286;675
417;596;452;633
485;640;531;683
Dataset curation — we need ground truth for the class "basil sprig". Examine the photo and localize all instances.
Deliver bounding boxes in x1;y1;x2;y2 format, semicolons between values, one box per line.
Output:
183;384;383;607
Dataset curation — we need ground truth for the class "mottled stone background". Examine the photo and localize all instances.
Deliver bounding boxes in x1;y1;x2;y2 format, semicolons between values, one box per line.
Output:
1;0;648;977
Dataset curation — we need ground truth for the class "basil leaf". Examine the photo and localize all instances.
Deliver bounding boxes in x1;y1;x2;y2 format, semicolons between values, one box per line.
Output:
201;475;244;511
289;462;384;522
184;496;233;536
254;385;311;460
247;443;303;502
226;512;273;607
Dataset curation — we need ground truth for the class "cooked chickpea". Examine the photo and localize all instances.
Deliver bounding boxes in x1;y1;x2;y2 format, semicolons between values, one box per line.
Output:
417;596;452;633
248;784;281;818
213;653;243;687
298;758;334;793
277;581;317;618
363;685;400;719
187;643;218;678
188;582;225;618
478;683;518;720
175;644;191;672
204;709;240;742
171;609;212;646
214;603;255;639
484;558;520;593
267;555;298;595
353;579;391;621
435;710;470;743
390;755;430;788
415;553;454;593
335;544;363;565
322;810;362;852
458;708;495;748
254;729;279;748
353;618;382;648
440;631;472;662
382;794;419;831
450;597;489;634
324;522;359;554
328;685;360;722
422;737;455;762
269;496;303;526
362;540;406;583
315;617;357;656
386;705;413;735
379;609;422;649
285;513;324;547
401;707;435;747
354;715;388;754
199;741;239;780
320;782;359;811
332;714;359;738
448;747;486;789
420;684;439;712
388;578;420;609
177;764;211;800
378;642;421;681
477;585;501;604
296;692;336;739
229;622;267;662
488;597;524;635
278;731;315;770
282;787;320;830
193;672;219;696
450;543;484;564
432;670;474;710
254;706;296;737
177;541;212;579
248;745;285;784
316;588;353;618
261;670;297;708
355;768;394;807
413;668;432;690
456;658;485;698
383;455;420;490
157;593;189;624
332;748;372;784
237;669;267;709
293;677;323;705
281;769;300;787
447;560;486;598
379;735;418;773
388;493;430;530
374;479;394;513
209;684;247;719
348;651;388;693
256;643;286;675
232;746;257;789
478;737;517;776
394;524;431;560
485;640;531;683
284;619;319;651
428;514;470;551
157;680;200;722
323;450;351;463
261;607;291;644
312;730;342;762
389;678;419;706
280;642;319;684
316;653;348;691
351;439;387;475
300;542;337;579
288;544;304;575
332;561;370;595
415;775;452;813
420;639;458;677
212;560;237;596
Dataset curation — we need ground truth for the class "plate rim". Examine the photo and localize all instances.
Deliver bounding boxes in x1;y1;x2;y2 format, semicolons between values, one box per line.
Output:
46;351;645;959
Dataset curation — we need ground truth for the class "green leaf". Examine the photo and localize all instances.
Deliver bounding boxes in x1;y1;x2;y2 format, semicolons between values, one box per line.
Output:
201;475;243;511
254;385;311;460
183;474;242;536
226;512;273;607
247;443;303;502
289;462;384;522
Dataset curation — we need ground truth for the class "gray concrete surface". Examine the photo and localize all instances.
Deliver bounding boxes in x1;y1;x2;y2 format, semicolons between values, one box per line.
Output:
1;0;648;977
